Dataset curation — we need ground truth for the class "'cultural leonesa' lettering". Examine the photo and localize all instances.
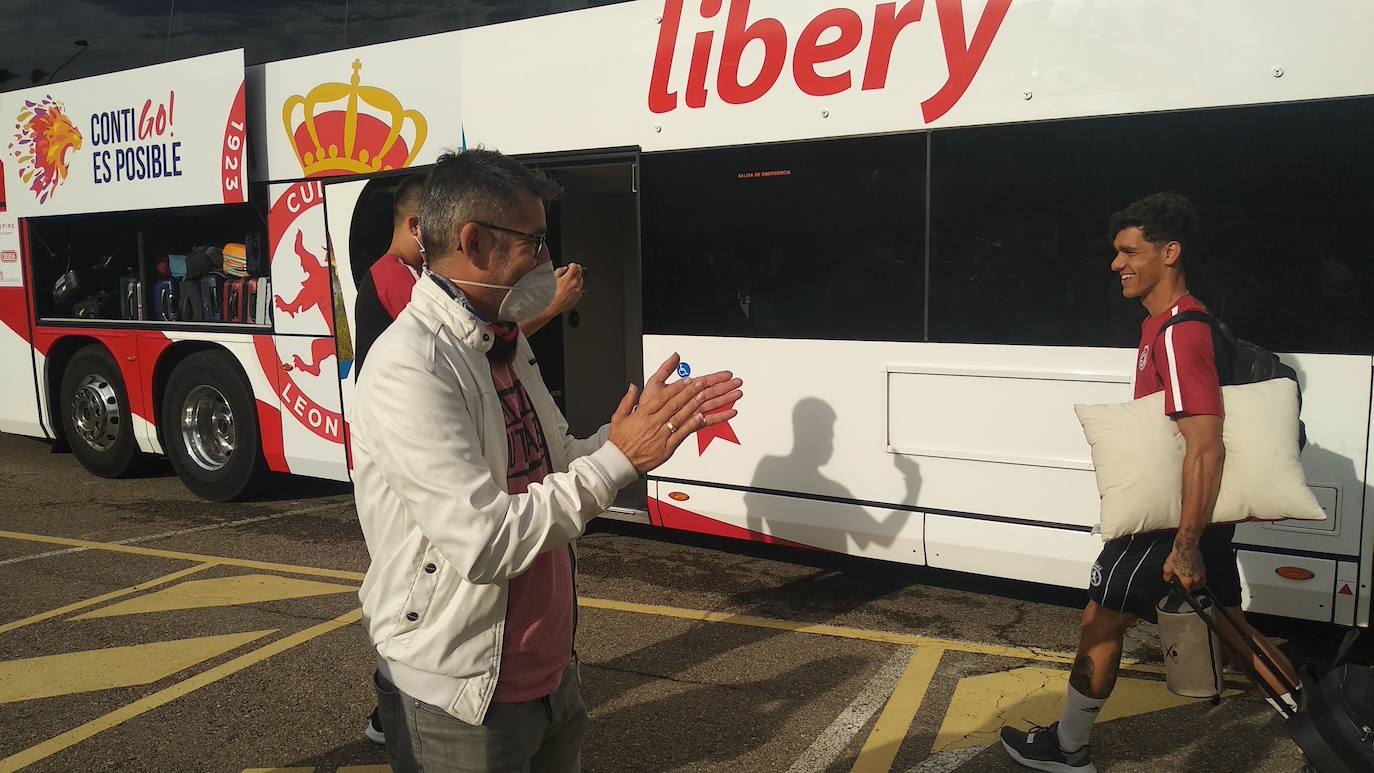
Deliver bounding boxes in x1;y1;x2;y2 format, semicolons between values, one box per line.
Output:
648;0;1013;123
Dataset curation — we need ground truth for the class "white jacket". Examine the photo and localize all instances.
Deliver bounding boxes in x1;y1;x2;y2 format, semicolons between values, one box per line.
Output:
352;273;638;725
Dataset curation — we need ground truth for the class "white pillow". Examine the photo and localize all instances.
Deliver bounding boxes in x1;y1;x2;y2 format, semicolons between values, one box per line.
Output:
1075;378;1326;541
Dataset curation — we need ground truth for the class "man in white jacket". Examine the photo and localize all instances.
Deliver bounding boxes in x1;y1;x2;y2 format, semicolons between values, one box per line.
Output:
353;148;743;773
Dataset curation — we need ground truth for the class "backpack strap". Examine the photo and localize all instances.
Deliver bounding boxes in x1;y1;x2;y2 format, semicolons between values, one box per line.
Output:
1152;309;1236;386
1154;309;1219;340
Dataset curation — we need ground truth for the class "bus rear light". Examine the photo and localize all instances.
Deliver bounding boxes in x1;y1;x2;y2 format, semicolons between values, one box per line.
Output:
668;491;690;502
1275;567;1315;581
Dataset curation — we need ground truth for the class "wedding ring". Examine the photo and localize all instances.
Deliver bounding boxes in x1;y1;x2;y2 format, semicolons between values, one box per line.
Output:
666;421;677;433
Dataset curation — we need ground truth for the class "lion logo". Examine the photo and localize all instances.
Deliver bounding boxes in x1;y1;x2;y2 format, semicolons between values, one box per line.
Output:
11;96;83;203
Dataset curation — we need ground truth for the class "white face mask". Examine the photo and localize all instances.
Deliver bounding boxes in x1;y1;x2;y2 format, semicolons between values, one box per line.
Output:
451;261;556;323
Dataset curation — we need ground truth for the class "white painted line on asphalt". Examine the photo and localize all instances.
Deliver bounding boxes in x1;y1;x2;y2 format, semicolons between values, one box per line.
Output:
0;502;347;567
905;747;984;772
786;647;913;773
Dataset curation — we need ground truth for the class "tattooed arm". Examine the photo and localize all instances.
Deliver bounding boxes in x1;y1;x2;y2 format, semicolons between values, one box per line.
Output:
1165;414;1225;590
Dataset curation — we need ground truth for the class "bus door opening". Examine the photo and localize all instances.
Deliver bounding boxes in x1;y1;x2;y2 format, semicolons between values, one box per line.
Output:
534;160;646;517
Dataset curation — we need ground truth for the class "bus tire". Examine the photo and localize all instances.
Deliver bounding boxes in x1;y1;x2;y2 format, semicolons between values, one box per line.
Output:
60;345;144;478
162;350;269;502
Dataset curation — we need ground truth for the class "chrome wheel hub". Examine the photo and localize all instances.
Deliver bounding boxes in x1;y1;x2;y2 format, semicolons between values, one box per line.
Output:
181;385;235;472
71;374;121;452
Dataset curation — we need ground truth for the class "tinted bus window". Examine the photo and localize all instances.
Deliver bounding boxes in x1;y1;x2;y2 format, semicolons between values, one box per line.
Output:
642;134;927;341
169;0;347;65
928;98;1374;354
2;0;169;87
344;1;635;47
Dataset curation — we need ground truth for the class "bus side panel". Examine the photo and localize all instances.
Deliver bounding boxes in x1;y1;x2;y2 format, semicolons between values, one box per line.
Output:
1362;370;1374;628
321;177;372;469
0;211;43;438
925;516;1100;589
153;331;291;473
643;335;1121;568
31;328;155;453
266;181;350;482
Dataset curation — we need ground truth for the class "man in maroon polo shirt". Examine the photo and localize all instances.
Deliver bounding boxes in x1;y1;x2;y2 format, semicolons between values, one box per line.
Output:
1001;193;1300;773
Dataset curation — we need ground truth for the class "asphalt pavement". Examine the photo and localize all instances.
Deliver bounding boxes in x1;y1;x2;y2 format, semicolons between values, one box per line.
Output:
0;432;1352;772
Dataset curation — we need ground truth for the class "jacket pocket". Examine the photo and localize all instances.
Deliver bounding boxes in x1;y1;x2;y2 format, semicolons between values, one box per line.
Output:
395;544;443;638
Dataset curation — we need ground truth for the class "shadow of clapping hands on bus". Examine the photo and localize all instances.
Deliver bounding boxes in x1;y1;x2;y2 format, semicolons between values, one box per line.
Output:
743;397;921;555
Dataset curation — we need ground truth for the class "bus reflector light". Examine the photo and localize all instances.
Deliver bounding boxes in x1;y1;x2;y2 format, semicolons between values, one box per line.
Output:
1275;567;1315;581
668;491;690;502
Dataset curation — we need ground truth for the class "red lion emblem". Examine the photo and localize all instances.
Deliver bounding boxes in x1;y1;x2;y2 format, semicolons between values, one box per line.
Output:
274;230;333;325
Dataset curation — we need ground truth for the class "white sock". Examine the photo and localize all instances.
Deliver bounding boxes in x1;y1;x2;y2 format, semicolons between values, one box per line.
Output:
1056;684;1107;752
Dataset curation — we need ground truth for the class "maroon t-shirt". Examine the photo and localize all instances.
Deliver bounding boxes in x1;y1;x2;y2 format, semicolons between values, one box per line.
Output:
371;253;420;320
489;342;574;704
1134;293;1223;417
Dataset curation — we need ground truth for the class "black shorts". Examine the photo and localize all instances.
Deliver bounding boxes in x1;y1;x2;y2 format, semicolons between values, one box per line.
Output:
1086;525;1241;624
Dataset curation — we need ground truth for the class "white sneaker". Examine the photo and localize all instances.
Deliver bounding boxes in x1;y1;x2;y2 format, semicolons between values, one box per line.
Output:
364;707;386;745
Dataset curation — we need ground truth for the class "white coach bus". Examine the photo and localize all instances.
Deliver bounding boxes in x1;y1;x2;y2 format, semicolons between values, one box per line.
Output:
1;0;1370;627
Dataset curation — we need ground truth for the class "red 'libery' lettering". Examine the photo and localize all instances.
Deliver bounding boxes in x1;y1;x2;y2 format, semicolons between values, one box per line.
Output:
921;0;1013;122
648;0;686;113
717;0;787;105
795;8;864;97
862;1;926;91
647;0;1014;122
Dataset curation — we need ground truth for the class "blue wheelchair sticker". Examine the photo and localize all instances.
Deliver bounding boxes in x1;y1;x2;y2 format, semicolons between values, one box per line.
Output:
677;362;692;379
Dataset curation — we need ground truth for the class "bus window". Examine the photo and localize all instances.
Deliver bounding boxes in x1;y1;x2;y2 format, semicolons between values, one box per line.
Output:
642;133;927;342
169;0;347;65
2;0;167;86
343;1;634;47
928;97;1374;354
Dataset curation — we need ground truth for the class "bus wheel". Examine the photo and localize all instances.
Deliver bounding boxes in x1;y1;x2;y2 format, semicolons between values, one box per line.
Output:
163;350;268;502
60;345;144;478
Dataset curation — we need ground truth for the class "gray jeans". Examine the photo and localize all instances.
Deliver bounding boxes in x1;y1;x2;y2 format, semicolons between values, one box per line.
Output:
374;664;586;773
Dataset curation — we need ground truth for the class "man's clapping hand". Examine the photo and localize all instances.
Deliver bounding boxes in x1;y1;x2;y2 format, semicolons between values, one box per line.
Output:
608;353;743;475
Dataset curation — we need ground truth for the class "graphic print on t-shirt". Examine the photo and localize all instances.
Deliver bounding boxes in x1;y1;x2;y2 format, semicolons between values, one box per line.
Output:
492;362;552;490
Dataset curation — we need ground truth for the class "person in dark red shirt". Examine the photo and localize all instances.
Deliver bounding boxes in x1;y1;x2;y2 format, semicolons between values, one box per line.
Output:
353;175;585;381
1002;193;1299;773
353;175;426;381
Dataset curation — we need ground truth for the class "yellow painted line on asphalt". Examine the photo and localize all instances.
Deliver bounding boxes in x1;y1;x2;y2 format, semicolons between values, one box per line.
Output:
931;666;1234;753
0;630;276;704
0;529;365;582
337;766;393;772
243;768;315;773
73;574;357;620
0;530;1172;675
578;597;1169;674
851;646;945;773
0;608;363;773
0;562;217;635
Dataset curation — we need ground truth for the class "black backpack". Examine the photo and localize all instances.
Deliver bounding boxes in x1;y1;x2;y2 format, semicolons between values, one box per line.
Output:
179;277;203;322
1156;310;1306;450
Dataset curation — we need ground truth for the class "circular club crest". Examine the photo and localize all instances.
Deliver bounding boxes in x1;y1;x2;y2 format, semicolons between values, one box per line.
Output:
253;181;343;445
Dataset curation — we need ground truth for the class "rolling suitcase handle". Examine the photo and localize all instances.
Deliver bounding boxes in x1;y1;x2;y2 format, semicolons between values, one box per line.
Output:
1171;580;1300;720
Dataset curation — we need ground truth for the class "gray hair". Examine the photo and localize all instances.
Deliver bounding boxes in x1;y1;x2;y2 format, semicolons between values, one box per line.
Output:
419;148;562;261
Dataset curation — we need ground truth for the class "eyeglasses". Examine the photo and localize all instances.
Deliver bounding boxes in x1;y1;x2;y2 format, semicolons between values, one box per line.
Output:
473;221;548;257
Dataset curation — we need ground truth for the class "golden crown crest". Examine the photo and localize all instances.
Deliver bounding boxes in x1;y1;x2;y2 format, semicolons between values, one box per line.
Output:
282;59;428;177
